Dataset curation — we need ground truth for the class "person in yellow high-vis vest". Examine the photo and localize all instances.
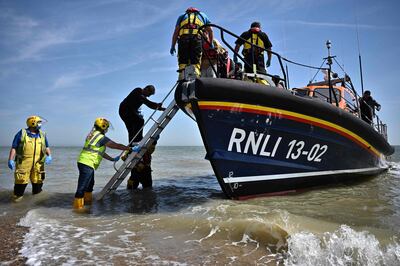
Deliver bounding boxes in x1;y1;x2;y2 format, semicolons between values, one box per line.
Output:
8;116;52;202
170;7;213;80
234;22;273;79
73;117;130;210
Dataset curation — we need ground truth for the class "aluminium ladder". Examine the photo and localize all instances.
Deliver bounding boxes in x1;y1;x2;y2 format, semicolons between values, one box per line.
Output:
96;99;180;200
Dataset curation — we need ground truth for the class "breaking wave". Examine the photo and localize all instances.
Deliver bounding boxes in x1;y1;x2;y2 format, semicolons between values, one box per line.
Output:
284;225;400;266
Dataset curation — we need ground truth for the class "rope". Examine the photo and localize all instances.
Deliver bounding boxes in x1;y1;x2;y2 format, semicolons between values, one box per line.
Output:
282;56;328;71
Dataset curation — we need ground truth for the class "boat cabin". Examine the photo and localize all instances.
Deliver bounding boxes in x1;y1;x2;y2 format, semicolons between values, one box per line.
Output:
293;80;358;113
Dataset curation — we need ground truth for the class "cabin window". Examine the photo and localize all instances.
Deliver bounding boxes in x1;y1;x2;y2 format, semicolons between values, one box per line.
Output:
294;89;309;97
313;87;341;102
343;89;355;105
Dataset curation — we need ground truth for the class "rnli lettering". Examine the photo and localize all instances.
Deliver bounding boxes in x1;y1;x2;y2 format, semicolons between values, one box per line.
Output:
227;128;328;162
227;128;282;157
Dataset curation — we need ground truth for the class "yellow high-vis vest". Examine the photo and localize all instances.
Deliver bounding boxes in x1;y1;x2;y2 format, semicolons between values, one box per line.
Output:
178;12;204;36
16;129;46;164
14;129;47;184
78;130;106;169
243;33;265;55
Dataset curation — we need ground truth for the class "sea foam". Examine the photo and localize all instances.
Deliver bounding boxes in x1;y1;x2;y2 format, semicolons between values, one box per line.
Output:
284;224;400;265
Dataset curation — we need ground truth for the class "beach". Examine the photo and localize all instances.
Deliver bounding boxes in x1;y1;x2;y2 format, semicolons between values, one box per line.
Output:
0;214;28;265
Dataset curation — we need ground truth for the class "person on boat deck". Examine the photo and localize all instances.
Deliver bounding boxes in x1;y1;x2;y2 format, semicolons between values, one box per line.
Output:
170;7;213;80
233;21;273;77
219;50;235;79
119;85;165;144
200;32;226;78
8;116;52;202
359;90;381;125
272;75;285;89
73;118;130;210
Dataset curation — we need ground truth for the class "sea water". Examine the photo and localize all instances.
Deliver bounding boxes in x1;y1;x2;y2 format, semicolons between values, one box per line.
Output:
0;146;399;265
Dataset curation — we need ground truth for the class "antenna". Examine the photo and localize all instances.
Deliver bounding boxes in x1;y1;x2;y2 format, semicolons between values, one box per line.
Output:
354;0;364;94
326;40;332;66
323;40;339;106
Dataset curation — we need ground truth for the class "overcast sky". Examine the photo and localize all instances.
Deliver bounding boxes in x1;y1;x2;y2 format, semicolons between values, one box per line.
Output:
0;0;399;146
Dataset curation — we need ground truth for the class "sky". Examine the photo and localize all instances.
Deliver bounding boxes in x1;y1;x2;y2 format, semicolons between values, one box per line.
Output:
0;0;399;146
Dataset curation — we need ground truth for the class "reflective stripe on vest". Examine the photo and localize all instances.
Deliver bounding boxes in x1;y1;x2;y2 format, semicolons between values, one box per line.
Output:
243;33;265;54
78;130;106;170
16;129;46;164
179;12;205;36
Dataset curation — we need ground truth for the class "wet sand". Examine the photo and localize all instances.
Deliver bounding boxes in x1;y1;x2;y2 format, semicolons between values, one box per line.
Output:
0;215;28;265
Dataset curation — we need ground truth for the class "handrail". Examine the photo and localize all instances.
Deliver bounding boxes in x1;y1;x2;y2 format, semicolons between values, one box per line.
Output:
198;24;334;90
198;24;289;88
196;24;387;140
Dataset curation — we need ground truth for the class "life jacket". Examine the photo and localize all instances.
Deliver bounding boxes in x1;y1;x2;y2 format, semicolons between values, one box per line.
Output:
178;10;205;36
202;40;218;59
78;129;106;170
16;128;46;165
243;27;265;55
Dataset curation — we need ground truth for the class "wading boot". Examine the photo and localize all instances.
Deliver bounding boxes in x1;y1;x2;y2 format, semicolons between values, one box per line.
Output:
73;197;84;210
84;192;92;205
12;194;23;203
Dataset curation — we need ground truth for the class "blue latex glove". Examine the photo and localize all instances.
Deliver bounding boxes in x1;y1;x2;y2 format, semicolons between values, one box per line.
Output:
266;59;271;68
8;160;15;170
45;155;52;165
132;145;141;152
113;155;121;162
170;46;176;55
209;42;214;49
233;54;238;63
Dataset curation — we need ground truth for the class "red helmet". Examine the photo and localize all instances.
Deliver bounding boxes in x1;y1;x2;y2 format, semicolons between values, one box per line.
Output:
186;7;199;13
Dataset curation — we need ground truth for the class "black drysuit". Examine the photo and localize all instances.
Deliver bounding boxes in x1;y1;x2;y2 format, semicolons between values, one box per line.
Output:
119;88;159;143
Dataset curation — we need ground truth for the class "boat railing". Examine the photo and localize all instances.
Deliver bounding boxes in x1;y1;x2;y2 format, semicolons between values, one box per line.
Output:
197;24;389;140
198;24;336;93
341;93;358;114
198;24;289;88
314;86;387;139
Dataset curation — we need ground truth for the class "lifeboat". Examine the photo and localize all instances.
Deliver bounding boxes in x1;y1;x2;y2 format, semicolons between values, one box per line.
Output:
175;25;394;199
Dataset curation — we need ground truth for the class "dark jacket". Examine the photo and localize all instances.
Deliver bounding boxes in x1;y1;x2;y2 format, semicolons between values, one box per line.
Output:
119;88;159;116
359;95;380;122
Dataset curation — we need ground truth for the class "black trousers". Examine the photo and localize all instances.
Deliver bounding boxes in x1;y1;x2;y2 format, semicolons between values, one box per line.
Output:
178;35;202;70
14;183;43;197
361;113;372;124
128;166;152;189
243;53;266;74
119;111;144;144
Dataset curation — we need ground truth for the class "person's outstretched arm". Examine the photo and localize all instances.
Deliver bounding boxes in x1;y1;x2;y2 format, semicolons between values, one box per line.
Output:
105;140;130;151
144;99;165;111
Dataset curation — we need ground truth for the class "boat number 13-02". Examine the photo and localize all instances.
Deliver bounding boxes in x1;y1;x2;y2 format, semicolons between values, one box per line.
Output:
286;140;328;162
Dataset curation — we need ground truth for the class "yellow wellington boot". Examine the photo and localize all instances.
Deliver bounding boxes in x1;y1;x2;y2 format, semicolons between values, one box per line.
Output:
73;197;84;210
84;192;92;205
12;194;23;203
